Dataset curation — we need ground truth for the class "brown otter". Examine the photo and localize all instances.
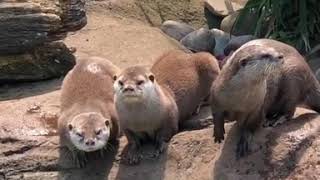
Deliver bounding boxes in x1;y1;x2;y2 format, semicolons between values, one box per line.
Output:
113;50;220;165
113;66;179;165
58;56;120;167
151;50;220;124
211;39;320;158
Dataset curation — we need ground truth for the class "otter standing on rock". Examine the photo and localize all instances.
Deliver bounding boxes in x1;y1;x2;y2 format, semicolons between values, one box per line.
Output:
211;39;320;158
114;50;220;165
58;57;120;167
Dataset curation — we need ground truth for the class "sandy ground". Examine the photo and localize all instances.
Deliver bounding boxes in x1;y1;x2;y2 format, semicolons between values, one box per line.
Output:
1;1;320;180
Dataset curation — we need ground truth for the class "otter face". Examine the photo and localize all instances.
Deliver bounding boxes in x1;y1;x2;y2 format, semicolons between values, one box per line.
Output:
68;112;111;152
113;69;155;103
229;45;284;83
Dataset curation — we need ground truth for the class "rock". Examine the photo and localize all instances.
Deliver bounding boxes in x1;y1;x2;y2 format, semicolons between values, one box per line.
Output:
0;42;75;83
180;28;216;54
224;34;255;56
160;20;195;41
220;11;239;33
210;28;234;59
0;0;86;54
91;0;207;28
212;108;320;179
204;6;224;29
204;0;246;17
221;8;269;36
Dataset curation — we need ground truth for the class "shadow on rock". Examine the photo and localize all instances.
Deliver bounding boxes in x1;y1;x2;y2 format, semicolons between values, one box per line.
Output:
0;78;63;101
58;141;119;180
115;143;168;180
211;109;320;180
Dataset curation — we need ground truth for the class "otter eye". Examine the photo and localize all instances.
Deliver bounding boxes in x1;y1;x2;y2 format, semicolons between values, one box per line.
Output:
68;124;73;131
137;80;144;86
76;132;83;138
148;74;155;82
278;55;284;59
105;120;110;127
96;129;102;135
118;81;124;86
240;59;248;67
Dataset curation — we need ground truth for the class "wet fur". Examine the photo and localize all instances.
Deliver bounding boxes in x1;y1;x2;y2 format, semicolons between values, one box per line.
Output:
58;57;120;167
211;39;320;158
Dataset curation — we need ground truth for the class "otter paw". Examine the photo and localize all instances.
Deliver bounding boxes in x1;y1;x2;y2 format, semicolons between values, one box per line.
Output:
152;142;166;158
236;133;251;159
213;130;225;143
124;150;141;165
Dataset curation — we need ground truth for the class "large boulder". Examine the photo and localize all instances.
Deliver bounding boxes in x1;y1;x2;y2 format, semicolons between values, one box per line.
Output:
0;0;86;55
0;0;86;82
180;28;216;54
160;20;195;41
0;42;75;83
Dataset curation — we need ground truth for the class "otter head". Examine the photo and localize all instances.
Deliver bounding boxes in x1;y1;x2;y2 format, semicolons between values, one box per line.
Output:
226;44;284;84
67;112;111;152
113;66;156;104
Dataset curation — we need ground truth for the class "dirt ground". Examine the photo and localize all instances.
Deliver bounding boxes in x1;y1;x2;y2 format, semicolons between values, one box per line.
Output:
1;1;320;180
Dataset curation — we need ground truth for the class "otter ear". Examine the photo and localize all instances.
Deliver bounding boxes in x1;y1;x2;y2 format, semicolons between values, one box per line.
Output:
68;124;73;131
148;74;155;82
105;120;110;127
113;75;117;81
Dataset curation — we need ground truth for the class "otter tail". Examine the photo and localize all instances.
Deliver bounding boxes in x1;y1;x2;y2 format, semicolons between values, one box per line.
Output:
305;82;320;113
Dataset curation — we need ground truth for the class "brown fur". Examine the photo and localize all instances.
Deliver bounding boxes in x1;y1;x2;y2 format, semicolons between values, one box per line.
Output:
211;39;320;158
151;50;220;125
58;56;120;166
114;66;178;165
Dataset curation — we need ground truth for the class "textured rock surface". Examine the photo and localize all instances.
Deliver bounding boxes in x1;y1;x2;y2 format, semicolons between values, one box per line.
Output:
0;0;86;54
180;28;216;54
0;42;75;83
161;20;195;41
86;0;207;28
204;0;246;17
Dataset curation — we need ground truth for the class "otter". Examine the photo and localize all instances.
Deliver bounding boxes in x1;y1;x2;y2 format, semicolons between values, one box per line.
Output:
152;50;220;123
58;56;120;167
113;66;179;165
114;50;220;165
211;39;320;158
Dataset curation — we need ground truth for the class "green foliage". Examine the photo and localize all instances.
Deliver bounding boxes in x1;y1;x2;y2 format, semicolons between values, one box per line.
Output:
232;0;320;54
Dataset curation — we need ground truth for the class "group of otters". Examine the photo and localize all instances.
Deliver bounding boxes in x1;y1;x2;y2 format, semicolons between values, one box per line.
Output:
58;39;320;167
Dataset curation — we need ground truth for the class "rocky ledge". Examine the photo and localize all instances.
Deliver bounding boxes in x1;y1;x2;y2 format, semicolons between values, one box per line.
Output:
0;0;86;54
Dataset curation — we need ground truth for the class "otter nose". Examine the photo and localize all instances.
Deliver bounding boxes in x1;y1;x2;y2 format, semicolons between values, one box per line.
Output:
85;139;95;146
123;85;134;92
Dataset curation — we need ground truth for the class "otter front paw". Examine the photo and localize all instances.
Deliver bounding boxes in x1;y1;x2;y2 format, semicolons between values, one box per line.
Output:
236;131;252;159
123;148;141;165
152;141;167;158
213;127;225;143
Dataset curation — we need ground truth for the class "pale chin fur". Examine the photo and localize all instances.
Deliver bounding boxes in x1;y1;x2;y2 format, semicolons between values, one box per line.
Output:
69;128;110;152
114;80;156;104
